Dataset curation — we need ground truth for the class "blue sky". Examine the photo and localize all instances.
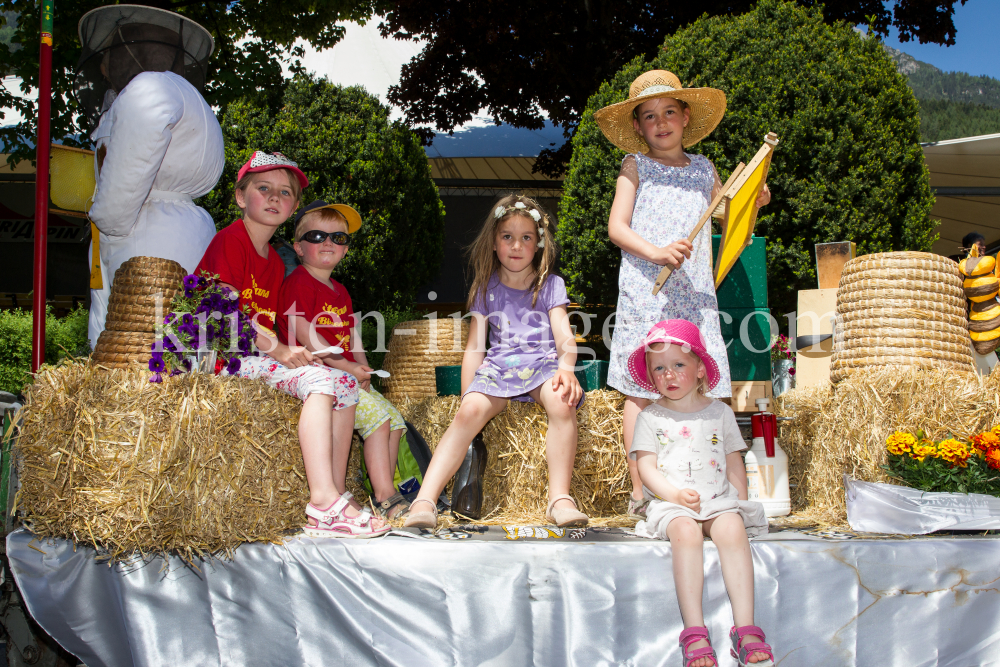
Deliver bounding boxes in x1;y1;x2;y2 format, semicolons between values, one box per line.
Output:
883;1;1000;79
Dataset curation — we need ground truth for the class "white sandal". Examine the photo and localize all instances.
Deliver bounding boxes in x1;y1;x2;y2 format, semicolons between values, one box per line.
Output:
303;496;390;539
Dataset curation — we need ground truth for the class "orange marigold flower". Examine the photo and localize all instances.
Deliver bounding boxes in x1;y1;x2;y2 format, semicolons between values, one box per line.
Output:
886;431;916;456
987;448;1000;471
992;425;1000;437
970;431;1000;453
937;438;971;467
911;443;937;462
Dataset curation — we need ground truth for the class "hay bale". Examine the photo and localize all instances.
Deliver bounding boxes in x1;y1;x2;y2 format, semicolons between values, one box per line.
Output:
400;389;634;524
15;361;313;561
775;366;999;524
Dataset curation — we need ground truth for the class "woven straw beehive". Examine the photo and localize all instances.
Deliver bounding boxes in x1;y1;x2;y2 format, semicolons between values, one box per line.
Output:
830;252;975;383
381;318;469;400
91;256;184;369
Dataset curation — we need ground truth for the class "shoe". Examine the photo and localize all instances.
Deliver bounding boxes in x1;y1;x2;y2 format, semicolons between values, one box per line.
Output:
545;494;589;528
680;626;717;667
729;625;774;667
303;496;390;539
451;433;488;519
373;491;410;520
627;495;650;518
403;498;438;529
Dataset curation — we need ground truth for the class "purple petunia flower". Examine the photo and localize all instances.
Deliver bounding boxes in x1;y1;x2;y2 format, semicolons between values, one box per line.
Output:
149;355;166;372
169;368;183;377
181;313;194;326
227;357;241;374
164;312;177;324
149;372;162;384
183;275;199;290
197;276;208;289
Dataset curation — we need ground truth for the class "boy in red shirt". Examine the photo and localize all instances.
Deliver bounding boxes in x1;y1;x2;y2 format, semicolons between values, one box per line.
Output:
277;200;409;520
197;152;387;538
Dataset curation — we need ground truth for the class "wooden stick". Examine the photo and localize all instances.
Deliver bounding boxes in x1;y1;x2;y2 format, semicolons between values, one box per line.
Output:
651;162;746;296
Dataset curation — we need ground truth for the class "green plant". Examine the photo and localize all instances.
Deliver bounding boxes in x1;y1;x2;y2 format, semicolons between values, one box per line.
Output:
884;429;1000;497
556;0;936;317
200;74;445;313
0;306;90;395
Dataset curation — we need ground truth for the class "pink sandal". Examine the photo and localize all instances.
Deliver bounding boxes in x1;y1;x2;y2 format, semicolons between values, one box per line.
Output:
304;496;390;539
679;626;717;667
729;625;774;667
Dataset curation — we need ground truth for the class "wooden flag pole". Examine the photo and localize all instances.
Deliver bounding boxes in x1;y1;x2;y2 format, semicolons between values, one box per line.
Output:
651;162;745;296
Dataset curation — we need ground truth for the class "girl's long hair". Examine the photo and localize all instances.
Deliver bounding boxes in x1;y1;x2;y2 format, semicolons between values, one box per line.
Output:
465;194;558;311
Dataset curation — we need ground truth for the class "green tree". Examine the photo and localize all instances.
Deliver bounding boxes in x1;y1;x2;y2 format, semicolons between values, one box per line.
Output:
0;0;383;164
201;74;444;312
556;0;936;316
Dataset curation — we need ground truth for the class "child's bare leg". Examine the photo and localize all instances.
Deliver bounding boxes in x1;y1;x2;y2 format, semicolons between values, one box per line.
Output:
409;392;507;511
389;426;402;475
300;396;366;520
667;517;714;667
363;419;397;503
705;513;768;663
623;396;652;499
529;382;578;512
330;403;358;502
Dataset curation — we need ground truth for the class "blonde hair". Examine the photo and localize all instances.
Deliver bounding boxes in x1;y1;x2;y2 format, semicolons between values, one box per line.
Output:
234;168;303;206
294;208;348;241
645;342;709;395
466;194;557;310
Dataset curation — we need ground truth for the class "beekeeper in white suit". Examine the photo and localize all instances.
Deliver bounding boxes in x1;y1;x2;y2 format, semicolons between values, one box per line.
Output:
75;5;224;345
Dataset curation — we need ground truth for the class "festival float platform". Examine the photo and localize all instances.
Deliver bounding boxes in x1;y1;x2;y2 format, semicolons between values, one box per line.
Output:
7;526;1000;667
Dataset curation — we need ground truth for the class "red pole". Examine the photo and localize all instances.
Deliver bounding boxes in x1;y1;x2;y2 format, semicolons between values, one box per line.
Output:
32;1;54;373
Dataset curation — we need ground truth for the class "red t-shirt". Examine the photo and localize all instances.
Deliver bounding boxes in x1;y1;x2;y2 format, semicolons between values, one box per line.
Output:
276;265;356;362
196;219;284;336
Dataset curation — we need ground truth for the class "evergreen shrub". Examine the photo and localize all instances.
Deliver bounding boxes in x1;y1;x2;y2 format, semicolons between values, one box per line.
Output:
556;0;937;316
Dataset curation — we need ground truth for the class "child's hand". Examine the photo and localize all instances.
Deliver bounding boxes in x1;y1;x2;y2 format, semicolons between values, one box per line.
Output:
551;369;582;406
673;488;702;513
755;183;771;208
348;362;373;391
274;343;313;368
653;240;693;268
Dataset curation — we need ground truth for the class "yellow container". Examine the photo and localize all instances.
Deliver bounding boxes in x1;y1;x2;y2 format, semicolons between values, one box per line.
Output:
49;144;95;213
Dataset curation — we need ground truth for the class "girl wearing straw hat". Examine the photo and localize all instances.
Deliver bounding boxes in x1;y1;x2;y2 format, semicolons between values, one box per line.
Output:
594;70;770;519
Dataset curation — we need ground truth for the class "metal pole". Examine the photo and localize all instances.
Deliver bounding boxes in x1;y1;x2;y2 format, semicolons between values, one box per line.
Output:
31;0;54;372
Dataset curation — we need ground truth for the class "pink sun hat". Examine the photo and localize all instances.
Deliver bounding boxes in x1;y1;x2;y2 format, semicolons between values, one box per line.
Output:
627;319;721;392
237;151;309;189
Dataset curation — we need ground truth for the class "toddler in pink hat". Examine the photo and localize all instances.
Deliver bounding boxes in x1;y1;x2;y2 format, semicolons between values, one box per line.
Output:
628;319;772;667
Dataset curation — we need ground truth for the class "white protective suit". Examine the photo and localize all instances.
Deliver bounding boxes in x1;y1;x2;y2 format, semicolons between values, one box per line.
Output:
87;70;224;346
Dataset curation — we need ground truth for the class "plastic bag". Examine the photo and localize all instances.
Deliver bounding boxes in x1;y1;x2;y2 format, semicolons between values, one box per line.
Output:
845;475;1000;534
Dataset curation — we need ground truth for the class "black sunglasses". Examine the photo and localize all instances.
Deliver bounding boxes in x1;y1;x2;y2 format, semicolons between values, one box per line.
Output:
298;230;351;246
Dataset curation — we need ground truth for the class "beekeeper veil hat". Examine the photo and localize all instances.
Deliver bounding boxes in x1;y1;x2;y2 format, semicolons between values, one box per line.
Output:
75;4;214;130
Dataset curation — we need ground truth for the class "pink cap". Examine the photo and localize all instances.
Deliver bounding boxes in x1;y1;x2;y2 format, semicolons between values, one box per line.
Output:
627;319;721;392
237;151;309;189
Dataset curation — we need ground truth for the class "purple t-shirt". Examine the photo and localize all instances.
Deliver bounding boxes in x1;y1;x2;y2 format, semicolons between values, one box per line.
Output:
470;274;570;369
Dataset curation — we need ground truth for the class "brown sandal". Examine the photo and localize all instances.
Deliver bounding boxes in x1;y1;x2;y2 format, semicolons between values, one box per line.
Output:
546;494;589;528
403;498;438;529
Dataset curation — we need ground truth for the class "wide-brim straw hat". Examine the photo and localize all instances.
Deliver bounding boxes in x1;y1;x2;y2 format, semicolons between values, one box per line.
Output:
593;70;726;153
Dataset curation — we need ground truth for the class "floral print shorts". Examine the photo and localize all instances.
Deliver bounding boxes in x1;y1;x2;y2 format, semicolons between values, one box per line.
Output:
236;355;359;409
356;387;405;439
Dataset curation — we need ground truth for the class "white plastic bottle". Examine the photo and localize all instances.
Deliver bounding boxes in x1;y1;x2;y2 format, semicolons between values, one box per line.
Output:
744;398;790;517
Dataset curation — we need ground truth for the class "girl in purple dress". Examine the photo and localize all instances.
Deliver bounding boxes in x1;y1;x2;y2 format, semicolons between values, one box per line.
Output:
405;195;589;529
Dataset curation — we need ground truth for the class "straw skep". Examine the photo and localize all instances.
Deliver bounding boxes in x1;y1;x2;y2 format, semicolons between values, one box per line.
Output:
92;256;183;369
15;361;312;562
831;252;974;383
398;390;635;525
381;319;469;401
775;366;996;525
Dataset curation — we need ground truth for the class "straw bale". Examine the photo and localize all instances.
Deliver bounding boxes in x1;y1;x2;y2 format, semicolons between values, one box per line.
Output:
775;366;999;524
398;390;634;524
15;361;314;562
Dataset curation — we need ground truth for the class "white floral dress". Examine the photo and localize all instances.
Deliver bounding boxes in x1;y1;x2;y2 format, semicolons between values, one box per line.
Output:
607;153;732;399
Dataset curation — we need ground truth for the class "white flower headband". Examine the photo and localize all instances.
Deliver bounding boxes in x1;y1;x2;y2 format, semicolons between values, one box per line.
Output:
494;201;548;248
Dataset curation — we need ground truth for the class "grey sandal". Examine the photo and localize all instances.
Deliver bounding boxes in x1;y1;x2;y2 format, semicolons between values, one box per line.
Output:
374;492;410;520
403;498;438;529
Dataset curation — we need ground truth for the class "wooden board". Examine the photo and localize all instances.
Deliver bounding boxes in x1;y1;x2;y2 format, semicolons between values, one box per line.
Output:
721;380;772;413
713;133;778;288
